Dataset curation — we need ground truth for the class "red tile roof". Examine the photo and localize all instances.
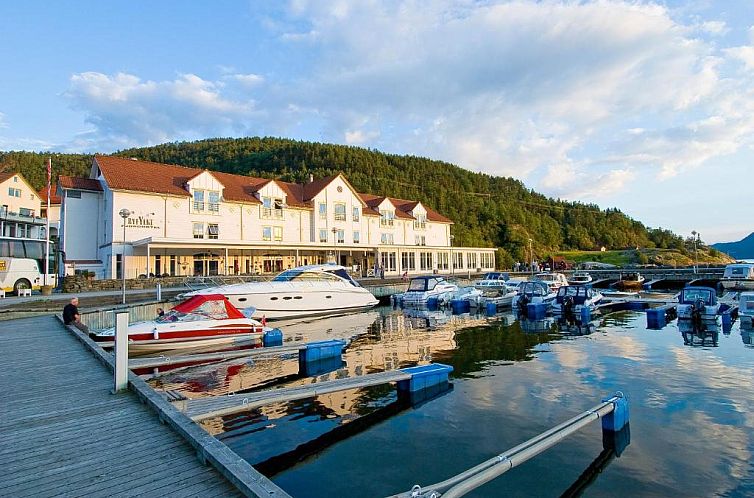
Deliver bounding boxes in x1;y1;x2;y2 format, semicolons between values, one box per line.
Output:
38;187;61;204
88;155;452;222
58;176;103;191
0;172;16;183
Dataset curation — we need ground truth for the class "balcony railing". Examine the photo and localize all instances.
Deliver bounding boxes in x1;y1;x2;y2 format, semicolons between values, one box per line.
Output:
208;202;220;213
334;213;347;221
193;201;205;212
380;219;394;227
413;221;427;229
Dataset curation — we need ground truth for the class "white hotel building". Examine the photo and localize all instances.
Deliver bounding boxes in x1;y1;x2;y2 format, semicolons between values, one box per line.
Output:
58;156;495;279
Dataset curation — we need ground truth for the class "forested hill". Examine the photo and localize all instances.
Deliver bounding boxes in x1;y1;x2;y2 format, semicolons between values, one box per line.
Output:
0;138;685;265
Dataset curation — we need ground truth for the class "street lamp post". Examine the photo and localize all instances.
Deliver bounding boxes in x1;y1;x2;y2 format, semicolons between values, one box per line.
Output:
119;209;131;304
331;227;338;265
691;230;700;274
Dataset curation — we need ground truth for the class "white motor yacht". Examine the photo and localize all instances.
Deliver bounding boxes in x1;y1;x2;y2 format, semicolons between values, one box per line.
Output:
184;264;378;320
740;292;754;328
512;281;557;311
474;272;511;292
551;285;603;314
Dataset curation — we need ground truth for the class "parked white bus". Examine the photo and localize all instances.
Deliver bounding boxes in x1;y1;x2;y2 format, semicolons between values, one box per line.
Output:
0;237;57;294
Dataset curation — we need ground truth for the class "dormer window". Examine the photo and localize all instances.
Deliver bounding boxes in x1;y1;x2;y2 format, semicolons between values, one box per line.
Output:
413;214;427;230
193;190;205;212
380;209;395;227
262;197;284;219
208;191;220;213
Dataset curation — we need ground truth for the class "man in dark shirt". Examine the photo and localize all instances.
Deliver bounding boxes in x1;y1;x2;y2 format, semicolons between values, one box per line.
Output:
63;297;89;334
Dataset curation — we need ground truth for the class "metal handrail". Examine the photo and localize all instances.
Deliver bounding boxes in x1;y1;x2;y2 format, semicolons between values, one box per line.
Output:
390;393;625;498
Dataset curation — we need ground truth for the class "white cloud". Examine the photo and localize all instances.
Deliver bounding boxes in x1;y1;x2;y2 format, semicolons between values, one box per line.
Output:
64;72;258;150
58;1;754;203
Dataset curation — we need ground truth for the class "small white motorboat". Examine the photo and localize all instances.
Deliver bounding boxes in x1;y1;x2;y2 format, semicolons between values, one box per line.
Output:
720;263;754;291
676;286;720;322
92;294;266;345
401;276;459;305
739;292;754;328
512;281;557;312
474;272;511;292
568;271;593;285
551;285;604;314
533;272;569;292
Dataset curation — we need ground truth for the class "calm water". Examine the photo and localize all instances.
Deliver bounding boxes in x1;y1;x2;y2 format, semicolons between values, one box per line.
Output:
150;307;754;497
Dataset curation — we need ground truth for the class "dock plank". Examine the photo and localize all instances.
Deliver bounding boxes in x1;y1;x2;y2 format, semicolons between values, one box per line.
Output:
0;316;245;498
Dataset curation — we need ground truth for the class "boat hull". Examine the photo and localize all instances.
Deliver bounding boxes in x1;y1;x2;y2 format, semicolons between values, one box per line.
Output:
720;279;754;291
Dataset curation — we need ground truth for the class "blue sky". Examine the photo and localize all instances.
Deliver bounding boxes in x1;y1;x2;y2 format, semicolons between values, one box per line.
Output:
1;1;753;244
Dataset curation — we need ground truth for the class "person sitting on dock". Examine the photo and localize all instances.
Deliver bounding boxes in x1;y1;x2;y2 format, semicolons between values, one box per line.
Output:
63;297;90;335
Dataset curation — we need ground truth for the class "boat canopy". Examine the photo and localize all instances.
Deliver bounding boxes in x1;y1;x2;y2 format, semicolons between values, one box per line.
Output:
556;285;597;304
165;294;244;321
679;287;717;306
723;264;754;279
271;264;359;286
517;281;551;296
738;292;754;313
408;276;446;292
481;272;509;281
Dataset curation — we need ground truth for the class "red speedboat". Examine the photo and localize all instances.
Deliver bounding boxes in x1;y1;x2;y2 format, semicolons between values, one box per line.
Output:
92;294;266;344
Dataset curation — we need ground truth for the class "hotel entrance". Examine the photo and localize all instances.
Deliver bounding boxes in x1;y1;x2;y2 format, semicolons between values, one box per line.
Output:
193;252;220;276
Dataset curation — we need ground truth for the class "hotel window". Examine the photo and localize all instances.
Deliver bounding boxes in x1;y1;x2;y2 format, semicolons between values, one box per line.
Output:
319;229;328;243
208;223;219;239
380;209;394;227
336;229;345;244
380;232;394;245
193;190;205;212
353;231;360;244
401;252;417;271
437;252;449;270
13;177;17;182
19;208;34;217
263;226;272;241
273;198;284;218
353;207;360;222
381;252;397;272
262;197;272;218
467;253;478;269
415;235;426;246
413;214;427;230
193;222;204;239
8;187;21;198
208;191;220;213
454;252;464;269
334;203;347;221
319;202;327;219
273;226;283;241
420;252;433;271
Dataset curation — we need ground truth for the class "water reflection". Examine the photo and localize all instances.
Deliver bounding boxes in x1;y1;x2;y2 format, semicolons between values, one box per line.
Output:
679;319;720;347
145;307;754;497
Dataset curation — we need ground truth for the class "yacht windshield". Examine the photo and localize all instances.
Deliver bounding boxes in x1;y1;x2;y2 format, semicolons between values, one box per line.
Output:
408;279;429;292
682;288;713;304
272;269;343;282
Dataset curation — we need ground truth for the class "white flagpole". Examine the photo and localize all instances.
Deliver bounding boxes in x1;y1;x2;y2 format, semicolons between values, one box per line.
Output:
44;157;51;286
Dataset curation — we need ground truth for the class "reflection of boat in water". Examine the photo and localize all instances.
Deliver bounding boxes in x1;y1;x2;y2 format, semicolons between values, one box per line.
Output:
742;329;754;346
401;307;453;329
556;317;597;336
518;316;557;334
552;285;603;314
677;286;720;322
92;294;266;350
679;319;719;347
274;310;381;344
184;264;378;319
401;276;458;305
614;272;645;291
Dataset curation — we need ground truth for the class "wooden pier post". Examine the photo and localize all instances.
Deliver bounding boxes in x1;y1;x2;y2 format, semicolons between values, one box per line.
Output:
113;312;129;393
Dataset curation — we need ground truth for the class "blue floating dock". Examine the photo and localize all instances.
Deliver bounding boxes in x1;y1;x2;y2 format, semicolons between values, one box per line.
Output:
451;299;470;314
602;393;629;432
298;339;346;363
427;296;439;310
398;363;454;393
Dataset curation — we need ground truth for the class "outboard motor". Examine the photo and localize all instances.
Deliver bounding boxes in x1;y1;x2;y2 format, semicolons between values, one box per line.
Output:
691;298;705;333
517;294;530;316
562;295;575;317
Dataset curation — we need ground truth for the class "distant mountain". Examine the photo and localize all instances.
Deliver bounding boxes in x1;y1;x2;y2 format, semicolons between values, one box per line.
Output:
713;232;754;260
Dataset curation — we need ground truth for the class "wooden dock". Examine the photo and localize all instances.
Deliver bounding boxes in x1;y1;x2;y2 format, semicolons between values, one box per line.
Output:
0;315;289;498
